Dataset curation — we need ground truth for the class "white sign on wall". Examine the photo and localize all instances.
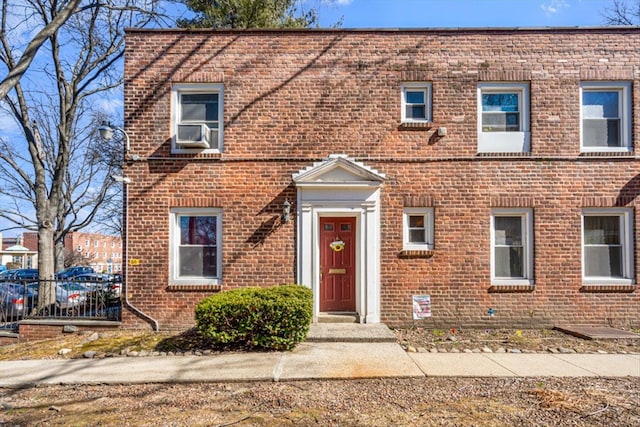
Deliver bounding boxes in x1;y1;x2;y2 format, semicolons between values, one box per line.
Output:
412;295;432;320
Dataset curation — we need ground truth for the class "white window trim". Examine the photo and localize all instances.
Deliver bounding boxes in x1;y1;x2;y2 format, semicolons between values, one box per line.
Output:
171;83;224;154
401;83;432;123
490;208;534;285
579;81;632;152
169;207;222;285
581;208;634;285
477;83;530;153
402;207;434;251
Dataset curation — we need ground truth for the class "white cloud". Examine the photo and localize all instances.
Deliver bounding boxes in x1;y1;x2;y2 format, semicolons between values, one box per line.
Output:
96;97;124;116
0;109;20;137
541;0;570;16
322;0;353;5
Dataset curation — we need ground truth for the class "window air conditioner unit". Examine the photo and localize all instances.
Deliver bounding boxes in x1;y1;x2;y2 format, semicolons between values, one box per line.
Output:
176;124;211;148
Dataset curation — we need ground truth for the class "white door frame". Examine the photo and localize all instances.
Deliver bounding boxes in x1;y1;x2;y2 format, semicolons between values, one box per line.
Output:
296;197;381;323
293;155;385;323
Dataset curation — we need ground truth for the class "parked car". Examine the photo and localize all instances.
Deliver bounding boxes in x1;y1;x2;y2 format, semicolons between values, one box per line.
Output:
73;273;121;298
55;282;89;310
0;269;17;280
13;269;39;281
23;281;88;314
55;266;94;280
0;282;38;321
0;269;38;282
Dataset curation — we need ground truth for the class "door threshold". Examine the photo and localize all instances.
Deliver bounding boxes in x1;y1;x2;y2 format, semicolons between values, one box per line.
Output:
317;312;360;323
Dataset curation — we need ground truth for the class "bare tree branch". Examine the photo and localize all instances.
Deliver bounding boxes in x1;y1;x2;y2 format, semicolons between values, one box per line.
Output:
0;0;85;100
602;0;640;25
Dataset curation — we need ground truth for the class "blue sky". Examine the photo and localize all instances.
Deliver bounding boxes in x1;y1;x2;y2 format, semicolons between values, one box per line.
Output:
312;0;616;28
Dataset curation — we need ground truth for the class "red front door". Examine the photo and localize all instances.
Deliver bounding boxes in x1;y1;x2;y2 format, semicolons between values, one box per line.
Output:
320;217;356;312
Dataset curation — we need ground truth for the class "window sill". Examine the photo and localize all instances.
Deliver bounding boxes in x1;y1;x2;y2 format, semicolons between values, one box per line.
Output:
579;151;634;157
169;151;223;159
488;283;535;293
477;152;531;158
398;121;434;130
580;284;636;293
167;283;222;292
399;249;435;259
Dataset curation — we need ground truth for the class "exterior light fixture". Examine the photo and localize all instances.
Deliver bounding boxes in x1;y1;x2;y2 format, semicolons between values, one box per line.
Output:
98;121;137;160
111;174;132;184
282;199;291;222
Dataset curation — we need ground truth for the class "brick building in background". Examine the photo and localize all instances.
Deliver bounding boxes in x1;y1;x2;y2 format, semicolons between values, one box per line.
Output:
7;232;123;274
60;232;123;274
122;27;639;331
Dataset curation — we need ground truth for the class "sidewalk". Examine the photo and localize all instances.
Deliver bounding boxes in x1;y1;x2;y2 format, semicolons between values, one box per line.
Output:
0;325;638;387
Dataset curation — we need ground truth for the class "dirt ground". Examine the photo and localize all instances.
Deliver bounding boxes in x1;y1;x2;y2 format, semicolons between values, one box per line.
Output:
1;328;639;426
1;377;639;426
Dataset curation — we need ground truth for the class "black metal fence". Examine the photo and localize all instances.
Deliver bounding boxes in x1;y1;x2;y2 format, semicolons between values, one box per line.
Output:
0;277;121;327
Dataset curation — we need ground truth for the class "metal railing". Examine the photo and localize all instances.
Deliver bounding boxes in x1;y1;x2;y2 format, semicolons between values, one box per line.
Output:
1;277;121;327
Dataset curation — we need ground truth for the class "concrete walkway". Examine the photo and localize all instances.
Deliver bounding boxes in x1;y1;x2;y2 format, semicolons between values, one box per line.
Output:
0;324;638;387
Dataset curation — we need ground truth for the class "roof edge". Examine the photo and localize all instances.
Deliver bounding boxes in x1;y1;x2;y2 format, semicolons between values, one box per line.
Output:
125;25;640;34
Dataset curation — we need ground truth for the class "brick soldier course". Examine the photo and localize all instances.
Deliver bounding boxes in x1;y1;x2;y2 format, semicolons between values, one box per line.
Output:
122;28;639;330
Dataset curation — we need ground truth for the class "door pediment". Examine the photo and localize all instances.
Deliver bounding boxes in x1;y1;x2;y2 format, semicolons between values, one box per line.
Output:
293;154;385;187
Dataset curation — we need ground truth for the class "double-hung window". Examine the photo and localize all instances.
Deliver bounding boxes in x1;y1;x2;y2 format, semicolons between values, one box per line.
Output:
172;84;224;153
403;208;434;251
580;82;631;152
582;208;634;284
490;209;533;285
170;208;222;284
478;83;530;153
401;83;432;123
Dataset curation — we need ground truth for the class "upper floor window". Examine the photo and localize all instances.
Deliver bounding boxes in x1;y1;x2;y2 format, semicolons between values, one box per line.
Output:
401;83;432;123
582;208;634;284
477;83;530;153
580;82;631;152
403;208;434;251
490;208;534;285
170;208;222;285
171;84;224;154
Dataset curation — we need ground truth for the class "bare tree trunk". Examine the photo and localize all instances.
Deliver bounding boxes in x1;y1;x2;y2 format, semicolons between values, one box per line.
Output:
37;224;56;309
55;240;65;272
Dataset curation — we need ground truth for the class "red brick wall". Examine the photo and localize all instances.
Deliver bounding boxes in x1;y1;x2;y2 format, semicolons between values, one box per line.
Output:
16;323;120;342
123;28;640;330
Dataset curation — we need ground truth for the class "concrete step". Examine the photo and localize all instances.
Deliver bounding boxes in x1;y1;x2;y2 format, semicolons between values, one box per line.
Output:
306;323;397;343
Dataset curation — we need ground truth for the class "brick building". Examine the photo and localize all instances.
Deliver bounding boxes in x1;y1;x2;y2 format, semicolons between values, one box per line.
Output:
61;231;124;274
122;27;639;331
12;232;123;273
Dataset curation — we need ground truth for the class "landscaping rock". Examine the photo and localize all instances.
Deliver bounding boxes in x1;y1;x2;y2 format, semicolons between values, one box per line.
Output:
85;332;100;343
58;348;72;356
62;325;78;333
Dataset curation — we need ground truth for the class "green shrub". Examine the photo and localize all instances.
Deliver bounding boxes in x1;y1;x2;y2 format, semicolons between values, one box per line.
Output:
195;284;313;351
